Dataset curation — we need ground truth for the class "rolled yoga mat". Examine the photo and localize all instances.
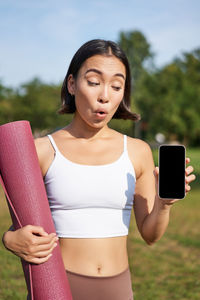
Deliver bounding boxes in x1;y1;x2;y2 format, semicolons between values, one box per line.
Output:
0;120;73;300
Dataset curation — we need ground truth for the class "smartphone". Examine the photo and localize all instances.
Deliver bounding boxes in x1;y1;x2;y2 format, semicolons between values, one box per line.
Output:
158;145;186;199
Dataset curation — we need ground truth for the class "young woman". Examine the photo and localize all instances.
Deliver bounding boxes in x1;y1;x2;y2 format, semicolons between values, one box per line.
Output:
2;39;195;300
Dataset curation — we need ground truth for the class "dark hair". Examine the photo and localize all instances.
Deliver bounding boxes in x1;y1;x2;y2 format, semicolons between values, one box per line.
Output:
58;39;140;121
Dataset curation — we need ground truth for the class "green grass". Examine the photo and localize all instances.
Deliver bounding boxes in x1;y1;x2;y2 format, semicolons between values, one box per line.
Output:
0;195;27;300
0;148;199;299
128;188;200;299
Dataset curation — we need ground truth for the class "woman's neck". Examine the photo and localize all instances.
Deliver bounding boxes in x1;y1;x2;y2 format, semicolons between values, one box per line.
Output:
64;114;110;140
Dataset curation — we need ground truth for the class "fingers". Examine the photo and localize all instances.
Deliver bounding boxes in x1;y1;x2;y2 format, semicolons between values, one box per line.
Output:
21;252;53;265
32;253;54;264
31;253;53;264
29;235;59;253
185;173;196;194
186;157;190;164
153;167;159;181
33;241;58;259
154;156;195;199
22;232;59;255
185;157;195;180
185;165;194;176
20;234;59;264
185;163;196;193
26;225;49;237
25;240;58;261
23;225;58;246
185;184;191;193
154;167;159;175
34;233;58;246
4;224;59;264
186;173;196;183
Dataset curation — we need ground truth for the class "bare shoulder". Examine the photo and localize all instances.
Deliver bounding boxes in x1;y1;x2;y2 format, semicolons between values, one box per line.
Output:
34;136;54;177
34;136;51;156
126;136;154;179
127;136;152;156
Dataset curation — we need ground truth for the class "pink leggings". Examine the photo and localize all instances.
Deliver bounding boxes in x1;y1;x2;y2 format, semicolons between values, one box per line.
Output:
66;267;134;300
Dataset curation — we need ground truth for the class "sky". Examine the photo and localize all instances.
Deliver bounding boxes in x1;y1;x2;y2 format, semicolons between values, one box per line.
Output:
0;0;200;88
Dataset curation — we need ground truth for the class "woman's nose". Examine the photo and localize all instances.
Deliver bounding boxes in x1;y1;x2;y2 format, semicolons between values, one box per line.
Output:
98;87;109;103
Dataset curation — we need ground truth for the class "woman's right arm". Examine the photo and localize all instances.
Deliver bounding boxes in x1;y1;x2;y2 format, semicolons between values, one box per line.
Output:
2;137;57;264
2;225;58;264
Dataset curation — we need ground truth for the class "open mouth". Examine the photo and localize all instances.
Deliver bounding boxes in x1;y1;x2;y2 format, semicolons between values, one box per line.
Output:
94;110;107;119
95;108;108;114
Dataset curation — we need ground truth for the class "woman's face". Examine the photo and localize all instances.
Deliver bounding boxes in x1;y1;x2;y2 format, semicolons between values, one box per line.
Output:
68;54;126;129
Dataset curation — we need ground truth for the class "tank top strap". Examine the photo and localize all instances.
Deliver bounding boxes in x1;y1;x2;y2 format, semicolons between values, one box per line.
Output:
123;135;128;152
47;134;59;153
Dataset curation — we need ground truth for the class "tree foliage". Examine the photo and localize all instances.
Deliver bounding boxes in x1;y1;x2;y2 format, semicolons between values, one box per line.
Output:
117;31;200;146
135;50;200;145
0;78;72;134
118;30;154;84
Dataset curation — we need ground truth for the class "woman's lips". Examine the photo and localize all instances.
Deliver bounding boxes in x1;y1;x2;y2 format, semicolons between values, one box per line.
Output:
94;109;108;119
94;112;107;119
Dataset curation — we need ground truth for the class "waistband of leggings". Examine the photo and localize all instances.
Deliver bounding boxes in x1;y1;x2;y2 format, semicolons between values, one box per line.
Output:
65;266;130;279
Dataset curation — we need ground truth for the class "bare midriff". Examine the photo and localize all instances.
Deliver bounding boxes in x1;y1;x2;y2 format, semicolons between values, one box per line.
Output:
59;235;129;277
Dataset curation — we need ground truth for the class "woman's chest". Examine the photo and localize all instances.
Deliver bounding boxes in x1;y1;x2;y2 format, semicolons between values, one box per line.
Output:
45;154;136;210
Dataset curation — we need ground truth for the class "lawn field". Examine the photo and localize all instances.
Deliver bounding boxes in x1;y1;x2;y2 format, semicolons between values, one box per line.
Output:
0;148;199;299
128;188;200;299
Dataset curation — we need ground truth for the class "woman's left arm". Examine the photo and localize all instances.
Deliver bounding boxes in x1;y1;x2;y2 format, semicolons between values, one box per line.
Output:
133;141;196;245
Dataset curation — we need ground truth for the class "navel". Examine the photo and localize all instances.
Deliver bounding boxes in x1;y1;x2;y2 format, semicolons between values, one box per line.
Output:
97;264;102;274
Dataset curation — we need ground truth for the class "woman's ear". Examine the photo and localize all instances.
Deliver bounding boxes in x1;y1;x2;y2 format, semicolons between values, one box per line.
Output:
67;74;75;96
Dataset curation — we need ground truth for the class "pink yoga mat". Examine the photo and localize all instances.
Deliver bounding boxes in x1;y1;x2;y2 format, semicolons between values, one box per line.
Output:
0;120;73;300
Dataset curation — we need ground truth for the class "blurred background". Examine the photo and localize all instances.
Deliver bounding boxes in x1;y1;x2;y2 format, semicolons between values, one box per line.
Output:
1;0;200;146
0;0;199;299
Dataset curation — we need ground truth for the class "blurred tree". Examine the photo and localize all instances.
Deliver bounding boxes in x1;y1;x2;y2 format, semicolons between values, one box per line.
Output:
118;30;154;84
118;30;154;137
11;78;72;133
0;40;200;146
136;48;200;146
0;81;15;124
175;49;200;145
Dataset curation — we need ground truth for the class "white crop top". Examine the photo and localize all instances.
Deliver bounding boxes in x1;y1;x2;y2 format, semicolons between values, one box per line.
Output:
44;134;136;238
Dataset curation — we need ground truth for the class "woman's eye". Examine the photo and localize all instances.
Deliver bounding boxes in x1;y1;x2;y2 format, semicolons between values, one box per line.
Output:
87;80;99;86
112;86;122;91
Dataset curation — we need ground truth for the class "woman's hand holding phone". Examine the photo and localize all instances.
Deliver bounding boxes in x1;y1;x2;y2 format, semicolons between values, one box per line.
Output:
154;156;196;205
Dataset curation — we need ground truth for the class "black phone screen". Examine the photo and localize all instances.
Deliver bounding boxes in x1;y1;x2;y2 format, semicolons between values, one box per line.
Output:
159;145;185;199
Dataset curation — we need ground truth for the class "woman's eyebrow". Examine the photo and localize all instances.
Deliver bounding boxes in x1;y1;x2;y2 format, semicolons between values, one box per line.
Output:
85;68;125;80
85;68;102;75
